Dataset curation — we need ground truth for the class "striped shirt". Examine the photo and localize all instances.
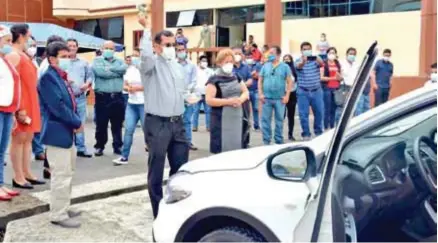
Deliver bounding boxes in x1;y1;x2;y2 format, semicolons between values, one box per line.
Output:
295;59;321;90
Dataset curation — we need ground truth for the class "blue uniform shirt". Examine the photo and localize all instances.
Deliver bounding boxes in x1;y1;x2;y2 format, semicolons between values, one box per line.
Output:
260;62;291;99
374;59;394;89
233;62;251;83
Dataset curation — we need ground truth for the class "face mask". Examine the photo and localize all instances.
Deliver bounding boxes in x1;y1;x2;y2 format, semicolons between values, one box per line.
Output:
383;56;390;62
103;49;114;59
347;55;356;62
234;54;242;62
268;54;276;62
131;57;140;66
431;73;438;81
58;58;70;71
327;54;336;61
200;61;208;68
0;44;12;55
321;37;326;42
222;63;234;74
303;50;312;57
246;58;254;65
26;47;37;57
162;46;176;61
177;51;187;60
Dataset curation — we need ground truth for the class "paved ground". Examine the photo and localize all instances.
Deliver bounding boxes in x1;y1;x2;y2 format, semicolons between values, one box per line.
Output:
3;107;307;193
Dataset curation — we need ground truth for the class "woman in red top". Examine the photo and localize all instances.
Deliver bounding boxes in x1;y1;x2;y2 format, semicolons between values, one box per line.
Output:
6;24;45;189
320;47;343;130
0;25;21;201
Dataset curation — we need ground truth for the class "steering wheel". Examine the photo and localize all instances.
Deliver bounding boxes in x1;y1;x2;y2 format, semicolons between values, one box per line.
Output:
413;136;437;195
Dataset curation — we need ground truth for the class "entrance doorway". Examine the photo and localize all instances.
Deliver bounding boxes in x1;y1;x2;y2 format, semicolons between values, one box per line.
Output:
215;24;247;47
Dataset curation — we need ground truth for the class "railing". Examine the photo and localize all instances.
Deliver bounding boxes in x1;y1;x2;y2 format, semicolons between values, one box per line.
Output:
187;47;227;67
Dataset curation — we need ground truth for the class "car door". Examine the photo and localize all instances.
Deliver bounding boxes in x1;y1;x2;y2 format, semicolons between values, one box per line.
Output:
293;42;379;242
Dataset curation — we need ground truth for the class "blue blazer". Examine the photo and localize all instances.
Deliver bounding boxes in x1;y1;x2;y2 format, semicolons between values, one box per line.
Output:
38;66;82;149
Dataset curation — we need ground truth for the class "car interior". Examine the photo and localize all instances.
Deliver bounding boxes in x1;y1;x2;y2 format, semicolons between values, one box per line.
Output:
332;104;437;242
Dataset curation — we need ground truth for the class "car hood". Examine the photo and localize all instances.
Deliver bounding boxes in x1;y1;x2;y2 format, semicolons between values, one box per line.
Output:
180;134;332;173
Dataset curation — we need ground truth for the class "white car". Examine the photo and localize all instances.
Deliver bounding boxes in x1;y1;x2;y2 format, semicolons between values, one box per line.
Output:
153;43;437;242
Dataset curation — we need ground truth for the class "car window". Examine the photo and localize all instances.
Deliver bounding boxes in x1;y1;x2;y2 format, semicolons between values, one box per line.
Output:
367;107;436;137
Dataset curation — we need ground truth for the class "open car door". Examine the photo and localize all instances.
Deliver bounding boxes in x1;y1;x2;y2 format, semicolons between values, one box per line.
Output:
293;42;379;242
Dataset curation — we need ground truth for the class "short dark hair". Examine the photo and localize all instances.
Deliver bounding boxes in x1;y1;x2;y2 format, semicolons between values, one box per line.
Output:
326;47;337;54
10;24;29;43
66;38;78;47
125;55;132;59
199;55;208;61
46;35;65;48
432;63;437;69
271;45;281;55
300;41;312;50
46;41;69;59
177;28;182;32
249;35;254;38
383;49;392;55
154;30;174;44
263;44;269;49
346;47;357;54
251;43;258;48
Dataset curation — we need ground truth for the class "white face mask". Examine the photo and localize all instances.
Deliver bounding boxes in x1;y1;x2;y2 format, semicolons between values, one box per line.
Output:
327;53;336;61
246;58;254;65
234;54;242;62
222;63;234;74
27;47;37;57
161;47;176;61
431;73;438;81
383;56;391;62
200;61;208;68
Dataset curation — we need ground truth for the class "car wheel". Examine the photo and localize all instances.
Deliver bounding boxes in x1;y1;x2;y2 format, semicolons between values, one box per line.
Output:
199;226;264;242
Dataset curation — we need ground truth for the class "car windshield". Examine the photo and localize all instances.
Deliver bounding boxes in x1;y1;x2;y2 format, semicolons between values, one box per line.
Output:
367;107;436;137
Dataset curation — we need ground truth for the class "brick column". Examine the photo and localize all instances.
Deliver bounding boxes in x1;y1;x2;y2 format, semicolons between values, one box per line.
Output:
264;0;282;47
151;0;164;36
419;0;437;76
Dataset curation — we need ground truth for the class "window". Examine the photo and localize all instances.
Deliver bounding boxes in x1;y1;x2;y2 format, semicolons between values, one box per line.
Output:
283;1;308;19
217;5;265;26
372;0;421;13
166;9;213;28
74;17;124;44
307;0;372;17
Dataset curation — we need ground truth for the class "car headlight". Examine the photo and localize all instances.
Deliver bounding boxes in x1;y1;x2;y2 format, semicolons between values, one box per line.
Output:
164;171;192;204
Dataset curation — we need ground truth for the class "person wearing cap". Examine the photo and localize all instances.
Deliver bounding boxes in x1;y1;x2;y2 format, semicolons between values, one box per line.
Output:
0;25;21;201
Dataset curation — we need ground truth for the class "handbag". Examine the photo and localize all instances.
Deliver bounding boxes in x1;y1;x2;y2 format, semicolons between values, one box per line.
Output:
333;82;350;107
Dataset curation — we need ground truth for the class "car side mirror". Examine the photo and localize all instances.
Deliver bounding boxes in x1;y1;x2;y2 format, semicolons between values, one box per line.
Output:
267;146;317;182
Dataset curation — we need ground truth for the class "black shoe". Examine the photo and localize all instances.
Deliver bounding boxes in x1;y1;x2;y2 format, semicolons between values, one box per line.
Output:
77;151;92;158
12;180;34;189
94;149;104;157
113;148;122;155
43;169;51;180
189;143;198;151
25;178;46;185
192;128;198;132
288;135;296;141
34;153;46;161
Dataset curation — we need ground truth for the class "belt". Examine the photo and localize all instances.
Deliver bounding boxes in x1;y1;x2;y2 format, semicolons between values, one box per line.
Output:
95;92;123;98
299;87;320;92
146;113;182;122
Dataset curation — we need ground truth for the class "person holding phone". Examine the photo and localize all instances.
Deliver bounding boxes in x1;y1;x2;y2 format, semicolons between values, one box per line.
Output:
295;41;325;141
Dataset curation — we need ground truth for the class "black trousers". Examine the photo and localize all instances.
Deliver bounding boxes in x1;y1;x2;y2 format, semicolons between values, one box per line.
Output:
285;91;297;138
94;92;125;150
144;114;189;218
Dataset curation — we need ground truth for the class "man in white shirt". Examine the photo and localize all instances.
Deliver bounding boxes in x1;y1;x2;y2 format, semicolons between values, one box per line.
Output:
113;48;144;165
192;55;214;132
424;63;437;89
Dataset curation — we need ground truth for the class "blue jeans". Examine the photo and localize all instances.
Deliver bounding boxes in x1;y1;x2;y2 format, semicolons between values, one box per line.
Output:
192;95;211;130
183;104;195;143
323;87;337;130
32;102;46;156
75;95;88;153
122;103;145;159
374;87;390;107
249;90;260;129
0;112;13;186
261;98;285;145
356;94;370;116
297;87;324;138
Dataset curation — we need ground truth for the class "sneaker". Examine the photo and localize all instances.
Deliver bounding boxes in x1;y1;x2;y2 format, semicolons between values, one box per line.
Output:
77;151;93;158
189;143;198;151
113;148;122;155
192;127;198;132
94;148;104;157
113;157;128;166
51;218;81;228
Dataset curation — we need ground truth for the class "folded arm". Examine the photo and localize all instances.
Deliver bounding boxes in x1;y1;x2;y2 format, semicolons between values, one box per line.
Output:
92;58;121;79
109;59;128;75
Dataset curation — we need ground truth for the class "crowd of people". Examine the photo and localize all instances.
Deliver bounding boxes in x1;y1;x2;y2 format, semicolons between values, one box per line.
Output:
0;17;437;229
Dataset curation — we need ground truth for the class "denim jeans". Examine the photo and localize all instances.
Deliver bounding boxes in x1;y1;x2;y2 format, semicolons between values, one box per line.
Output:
297;87;324;138
192;95;211;130
32;101;45;155
374;87;390;107
122;103;145;159
74;95;88;153
261;98;285;145
183;104;195;143
0;112;13;186
323;87;337;130
249;90;260;129
356;94;371;116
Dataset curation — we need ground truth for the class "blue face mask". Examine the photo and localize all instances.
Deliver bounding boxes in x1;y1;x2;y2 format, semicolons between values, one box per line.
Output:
102;49;114;59
347;55;356;62
177;52;187;60
131;57;140;66
303;50;312;57
58;58;70;71
0;44;12;55
268;54;276;62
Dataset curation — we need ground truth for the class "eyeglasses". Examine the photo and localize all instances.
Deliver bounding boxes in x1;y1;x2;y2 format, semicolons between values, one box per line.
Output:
162;43;176;48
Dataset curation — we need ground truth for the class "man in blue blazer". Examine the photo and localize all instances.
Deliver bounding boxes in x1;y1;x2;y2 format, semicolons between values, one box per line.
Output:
38;41;83;228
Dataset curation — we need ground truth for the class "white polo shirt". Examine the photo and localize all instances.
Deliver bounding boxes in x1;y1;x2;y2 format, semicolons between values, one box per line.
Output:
340;59;360;86
123;65;144;104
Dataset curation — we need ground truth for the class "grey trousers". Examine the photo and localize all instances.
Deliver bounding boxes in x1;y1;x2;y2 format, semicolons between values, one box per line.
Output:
46;145;76;221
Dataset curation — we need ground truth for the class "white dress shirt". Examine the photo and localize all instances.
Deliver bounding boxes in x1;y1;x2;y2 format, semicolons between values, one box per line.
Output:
196;66;214;95
340;59;360;86
123;65;144;104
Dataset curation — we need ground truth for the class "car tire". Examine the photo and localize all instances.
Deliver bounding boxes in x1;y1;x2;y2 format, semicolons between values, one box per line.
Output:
199;226;264;242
